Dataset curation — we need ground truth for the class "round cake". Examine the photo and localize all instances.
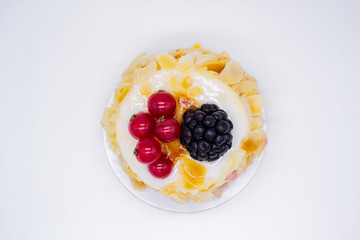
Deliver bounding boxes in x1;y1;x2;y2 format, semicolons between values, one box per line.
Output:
102;44;267;203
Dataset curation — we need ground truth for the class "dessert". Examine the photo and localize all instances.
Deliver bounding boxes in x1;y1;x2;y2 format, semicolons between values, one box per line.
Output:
102;44;267;203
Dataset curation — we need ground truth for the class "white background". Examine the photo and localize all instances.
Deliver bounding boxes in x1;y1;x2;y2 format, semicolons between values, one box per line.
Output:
1;0;360;239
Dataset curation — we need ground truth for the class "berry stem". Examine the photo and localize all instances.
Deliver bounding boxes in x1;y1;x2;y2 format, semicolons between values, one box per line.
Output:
133;149;139;156
130;114;136;121
157;116;165;123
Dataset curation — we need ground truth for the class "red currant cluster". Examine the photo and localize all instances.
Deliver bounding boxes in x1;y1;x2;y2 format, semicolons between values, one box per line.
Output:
128;91;180;178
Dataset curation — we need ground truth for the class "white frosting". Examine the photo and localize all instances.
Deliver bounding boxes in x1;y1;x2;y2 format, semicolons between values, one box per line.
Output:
116;70;250;190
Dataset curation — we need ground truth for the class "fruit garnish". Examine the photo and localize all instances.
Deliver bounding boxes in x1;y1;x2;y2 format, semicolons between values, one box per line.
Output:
161;139;187;164
134;137;162;164
155;118;180;143
240;129;266;155
246;95;264;115
182;156;206;177
139;81;152;96
175;55;195;72
181;76;194;89
148;91;176;118
188;86;203;97
231;79;258;94
251;116;265;130
179;156;207;188
128;112;155;139
195;54;218;67
229;149;246;171
129;91;181;178
169;75;186;94
134;61;157;84
169;48;186;59
155;53;177;70
175;96;199;123
217;60;244;84
180;104;233;162
148;154;173;179
204;60;227;73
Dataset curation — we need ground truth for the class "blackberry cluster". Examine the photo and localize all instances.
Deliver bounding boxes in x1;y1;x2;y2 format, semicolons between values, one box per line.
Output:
180;104;233;162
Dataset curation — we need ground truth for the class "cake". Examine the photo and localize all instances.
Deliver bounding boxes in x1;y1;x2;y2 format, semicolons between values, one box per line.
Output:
102;44;267;203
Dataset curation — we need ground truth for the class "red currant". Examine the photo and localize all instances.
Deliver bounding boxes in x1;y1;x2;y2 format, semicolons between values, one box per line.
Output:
128;113;155;139
148;154;173;178
155;118;180;142
134;137;161;164
148;91;176;118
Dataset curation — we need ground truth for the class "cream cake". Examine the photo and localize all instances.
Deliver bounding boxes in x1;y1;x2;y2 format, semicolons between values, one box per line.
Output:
102;44;267;203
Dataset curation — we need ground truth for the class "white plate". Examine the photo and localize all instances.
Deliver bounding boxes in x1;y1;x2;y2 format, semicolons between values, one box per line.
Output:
103;91;266;212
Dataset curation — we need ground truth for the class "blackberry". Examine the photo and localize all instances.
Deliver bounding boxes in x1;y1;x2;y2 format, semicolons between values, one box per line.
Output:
180;137;190;146
210;104;219;112
188;141;198;152
216;120;230;134
204;128;216;142
190;151;199;160
198;152;208;160
180;125;192;140
208;152;220;161
194;110;206;122
219;144;229;156
184;113;194;124
186;145;192;153
201;104;213;114
214;135;226;145
179;104;233;162
198;140;211;153
212;111;224;121
217;110;228;119
224;133;233;144
188;119;197;130
227;119;233;130
203;116;216;127
212;145;221;153
194;125;205;139
183;109;195;119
